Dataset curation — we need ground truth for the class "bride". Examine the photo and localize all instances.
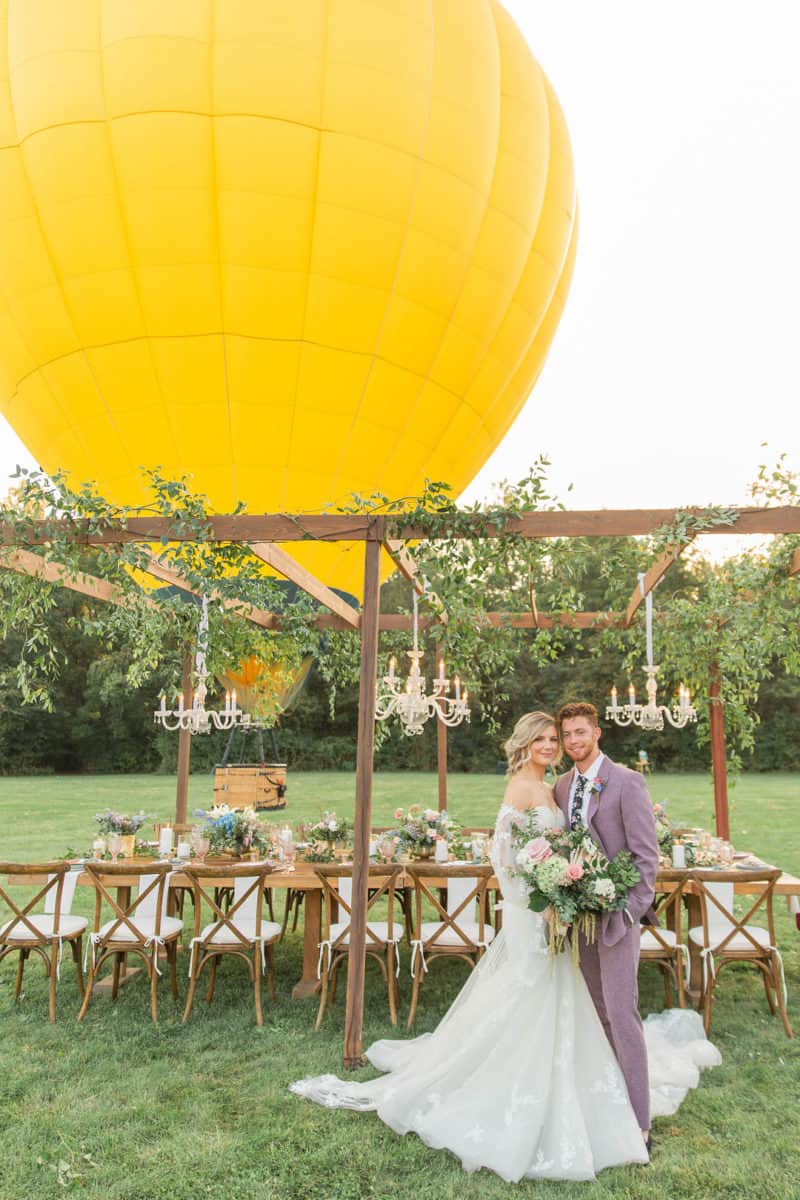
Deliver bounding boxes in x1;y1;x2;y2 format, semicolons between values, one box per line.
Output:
290;711;720;1182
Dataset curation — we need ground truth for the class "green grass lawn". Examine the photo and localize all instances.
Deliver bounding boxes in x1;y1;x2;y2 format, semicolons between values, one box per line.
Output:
0;772;798;1200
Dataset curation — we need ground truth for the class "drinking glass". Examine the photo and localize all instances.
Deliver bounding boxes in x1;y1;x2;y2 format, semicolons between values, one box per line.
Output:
718;841;734;867
379;836;398;863
191;831;210;863
107;832;122;863
176;836;192;861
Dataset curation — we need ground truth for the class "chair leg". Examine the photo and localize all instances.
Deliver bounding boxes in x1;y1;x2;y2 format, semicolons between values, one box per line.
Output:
387;946;398;1027
407;956;422;1031
292;891;304;932
72;937;85;997
675;957;686;1010
254;954;264;1027
762;967;777;1015
265;943;277;1003
150;954;159;1023
206;956;218;1004
702;975;714;1035
78;953;95;1021
168;941;179;1000
48;951;58;1023
14;948;27;1001
771;955;794;1039
183;963;199;1024
662;964;672;1009
112;951;125;1000
329;960;340;1005
315;961;329;1030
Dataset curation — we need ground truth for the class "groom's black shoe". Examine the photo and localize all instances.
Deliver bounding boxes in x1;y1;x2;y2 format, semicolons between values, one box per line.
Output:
645;1133;653;1157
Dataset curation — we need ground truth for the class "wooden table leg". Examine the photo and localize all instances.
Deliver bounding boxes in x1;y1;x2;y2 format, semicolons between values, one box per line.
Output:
292;888;322;1000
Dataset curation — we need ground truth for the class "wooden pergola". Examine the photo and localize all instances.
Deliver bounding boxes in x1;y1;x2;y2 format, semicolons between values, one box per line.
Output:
2;504;799;1065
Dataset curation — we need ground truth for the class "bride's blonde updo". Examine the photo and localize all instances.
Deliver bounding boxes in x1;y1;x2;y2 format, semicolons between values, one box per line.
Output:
504;711;561;776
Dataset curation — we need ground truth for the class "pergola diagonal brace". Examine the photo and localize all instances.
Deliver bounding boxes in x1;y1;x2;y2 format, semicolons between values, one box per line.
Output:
248;542;361;629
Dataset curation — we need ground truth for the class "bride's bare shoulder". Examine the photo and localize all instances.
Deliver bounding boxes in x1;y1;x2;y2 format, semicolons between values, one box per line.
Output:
503;773;544;812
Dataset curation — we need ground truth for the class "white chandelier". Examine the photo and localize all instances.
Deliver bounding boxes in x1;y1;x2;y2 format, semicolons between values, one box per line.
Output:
154;595;251;735
375;590;470;737
605;574;698;732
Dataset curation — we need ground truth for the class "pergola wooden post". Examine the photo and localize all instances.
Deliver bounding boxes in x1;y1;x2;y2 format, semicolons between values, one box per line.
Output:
709;658;730;840
343;527;383;1069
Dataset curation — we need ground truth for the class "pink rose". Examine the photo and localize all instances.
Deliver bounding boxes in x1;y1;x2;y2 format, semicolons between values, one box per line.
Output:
424;809;439;822
394;808;404;820
565;862;584;882
525;837;552;864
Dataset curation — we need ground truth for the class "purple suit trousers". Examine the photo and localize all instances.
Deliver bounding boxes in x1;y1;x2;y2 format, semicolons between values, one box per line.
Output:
554;756;659;1130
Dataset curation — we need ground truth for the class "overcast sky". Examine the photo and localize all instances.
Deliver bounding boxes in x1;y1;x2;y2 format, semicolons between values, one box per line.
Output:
0;1;798;540
464;0;800;525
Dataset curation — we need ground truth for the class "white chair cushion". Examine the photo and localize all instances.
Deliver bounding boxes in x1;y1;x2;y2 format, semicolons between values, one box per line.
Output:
198;919;282;946
328;920;401;945
420;921;495;947
688;924;771;952
640;928;678;950
97;915;183;943
1;914;87;941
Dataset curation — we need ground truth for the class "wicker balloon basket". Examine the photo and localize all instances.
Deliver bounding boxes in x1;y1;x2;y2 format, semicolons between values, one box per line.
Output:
213;764;287;812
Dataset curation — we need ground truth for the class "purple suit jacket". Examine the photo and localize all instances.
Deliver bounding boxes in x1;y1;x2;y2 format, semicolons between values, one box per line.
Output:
554;755;659;947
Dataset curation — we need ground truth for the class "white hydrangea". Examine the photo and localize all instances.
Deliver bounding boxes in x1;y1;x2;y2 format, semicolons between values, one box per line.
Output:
593;878;616;899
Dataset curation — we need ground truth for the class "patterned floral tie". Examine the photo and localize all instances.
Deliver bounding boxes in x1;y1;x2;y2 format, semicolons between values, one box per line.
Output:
570;774;588;830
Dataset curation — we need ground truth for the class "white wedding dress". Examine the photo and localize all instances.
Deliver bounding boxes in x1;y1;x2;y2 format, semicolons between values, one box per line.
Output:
290;804;720;1182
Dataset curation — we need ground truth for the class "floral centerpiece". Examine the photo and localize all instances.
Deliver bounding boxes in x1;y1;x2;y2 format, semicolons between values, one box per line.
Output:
94;809;152;858
392;805;462;859
194;805;268;857
307;812;352;851
95;810;151;835
510;813;641;960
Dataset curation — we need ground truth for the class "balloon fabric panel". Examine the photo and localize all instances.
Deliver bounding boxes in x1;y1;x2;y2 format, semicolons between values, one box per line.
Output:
0;0;576;597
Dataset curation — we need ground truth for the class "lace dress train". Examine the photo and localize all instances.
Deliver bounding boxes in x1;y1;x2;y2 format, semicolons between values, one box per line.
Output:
290;804;720;1182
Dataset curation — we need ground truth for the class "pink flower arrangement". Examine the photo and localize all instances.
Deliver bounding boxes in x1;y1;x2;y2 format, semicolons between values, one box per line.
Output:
524;837;553;864
394;808;404;820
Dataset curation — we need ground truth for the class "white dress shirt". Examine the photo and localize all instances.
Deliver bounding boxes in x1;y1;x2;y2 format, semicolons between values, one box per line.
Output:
567;753;606;828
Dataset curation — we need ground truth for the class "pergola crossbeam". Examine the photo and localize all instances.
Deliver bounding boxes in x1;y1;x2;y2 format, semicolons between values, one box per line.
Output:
383;538;448;624
142;555;280;629
4;505;800;545
248;541;361;629
624;539;694;627
0;548;155;609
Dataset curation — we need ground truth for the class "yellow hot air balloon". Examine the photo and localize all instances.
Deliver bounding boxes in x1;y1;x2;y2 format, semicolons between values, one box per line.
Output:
0;1;576;597
218;653;313;726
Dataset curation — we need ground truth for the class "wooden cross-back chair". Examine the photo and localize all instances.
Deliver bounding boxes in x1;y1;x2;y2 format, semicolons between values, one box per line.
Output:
314;863;404;1029
78;862;183;1023
639;868;691;1008
182;863;281;1026
0;861;87;1022
689;868;793;1038
406;864;495;1030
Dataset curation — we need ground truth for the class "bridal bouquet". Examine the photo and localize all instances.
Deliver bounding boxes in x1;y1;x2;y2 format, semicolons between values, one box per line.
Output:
511;816;641;959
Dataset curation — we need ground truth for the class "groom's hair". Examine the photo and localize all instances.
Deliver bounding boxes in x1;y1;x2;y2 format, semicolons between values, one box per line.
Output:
557;701;599;728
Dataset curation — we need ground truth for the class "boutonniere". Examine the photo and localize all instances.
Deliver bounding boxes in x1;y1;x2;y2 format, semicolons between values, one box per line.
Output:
589;778;607;797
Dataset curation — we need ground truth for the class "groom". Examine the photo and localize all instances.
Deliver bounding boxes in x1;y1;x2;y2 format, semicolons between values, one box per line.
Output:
554;701;659;1147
